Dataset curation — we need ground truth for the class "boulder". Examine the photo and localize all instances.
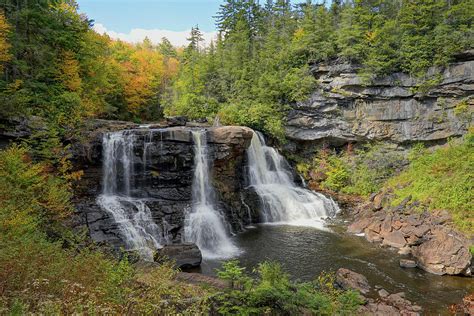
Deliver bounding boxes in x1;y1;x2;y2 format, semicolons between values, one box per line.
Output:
155;243;202;269
365;229;382;243
382;230;407;249
380;215;393;238
166;116;188;126
412;228;472;275
208;126;254;146
336;268;371;294
398;246;412;255
399;259;417;268
348;218;371;234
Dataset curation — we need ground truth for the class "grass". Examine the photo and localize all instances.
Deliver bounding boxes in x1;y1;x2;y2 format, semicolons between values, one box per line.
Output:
297;132;473;234
386;136;473;233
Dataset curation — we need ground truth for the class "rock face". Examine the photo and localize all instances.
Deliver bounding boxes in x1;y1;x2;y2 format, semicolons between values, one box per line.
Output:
286;55;473;151
72;122;256;253
155;243;202;269
348;191;472;276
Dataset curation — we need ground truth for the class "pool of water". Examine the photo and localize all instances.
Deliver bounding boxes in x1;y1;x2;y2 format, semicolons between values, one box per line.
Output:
198;223;473;314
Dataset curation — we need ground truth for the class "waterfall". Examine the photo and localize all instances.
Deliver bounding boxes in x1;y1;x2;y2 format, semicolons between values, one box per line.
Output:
247;132;339;228
184;130;239;259
97;131;164;261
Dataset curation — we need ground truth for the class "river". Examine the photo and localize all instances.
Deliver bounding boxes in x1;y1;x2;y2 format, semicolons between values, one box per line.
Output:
199;223;473;314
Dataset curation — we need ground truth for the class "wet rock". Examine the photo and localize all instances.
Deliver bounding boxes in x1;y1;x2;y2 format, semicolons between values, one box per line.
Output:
336;268;371;294
166;116;188;126
400;259;417;268
412;228;472;275
72;123;257;252
398;247;412;255
450;293;474;315
155;243;202;269
348;218;371;234
382;230;407;249
362;294;422;315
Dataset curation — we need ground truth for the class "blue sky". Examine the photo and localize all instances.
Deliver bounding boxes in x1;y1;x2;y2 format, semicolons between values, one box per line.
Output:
77;0;307;46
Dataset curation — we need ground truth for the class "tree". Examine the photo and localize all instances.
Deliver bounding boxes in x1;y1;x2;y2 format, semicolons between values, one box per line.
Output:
0;12;10;72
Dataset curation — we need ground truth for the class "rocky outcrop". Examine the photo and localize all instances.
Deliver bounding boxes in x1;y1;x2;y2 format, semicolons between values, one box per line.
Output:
335;268;422;315
336;268;370;294
413;228;472;275
155;243;202;269
286;54;473;152
348;191;472;276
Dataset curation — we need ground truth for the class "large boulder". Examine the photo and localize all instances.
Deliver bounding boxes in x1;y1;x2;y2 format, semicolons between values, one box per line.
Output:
336;268;371;294
155;243;202;269
412;228;472;276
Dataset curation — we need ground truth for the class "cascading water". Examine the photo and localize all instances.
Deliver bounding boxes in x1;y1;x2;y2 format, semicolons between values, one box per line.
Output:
184;130;239;259
97;131;164;260
247;132;339;228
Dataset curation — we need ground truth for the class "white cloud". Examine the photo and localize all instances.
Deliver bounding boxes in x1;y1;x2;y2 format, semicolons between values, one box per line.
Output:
93;23;217;47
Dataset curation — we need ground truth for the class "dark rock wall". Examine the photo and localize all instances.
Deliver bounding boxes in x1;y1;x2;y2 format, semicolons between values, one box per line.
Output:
73;125;256;249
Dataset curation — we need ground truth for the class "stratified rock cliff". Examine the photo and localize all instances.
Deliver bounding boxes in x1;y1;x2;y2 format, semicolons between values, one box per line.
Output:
286;52;473;150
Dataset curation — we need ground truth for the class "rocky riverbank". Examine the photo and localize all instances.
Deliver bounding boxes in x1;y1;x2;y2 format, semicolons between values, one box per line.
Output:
346;189;472;276
336;268;423;315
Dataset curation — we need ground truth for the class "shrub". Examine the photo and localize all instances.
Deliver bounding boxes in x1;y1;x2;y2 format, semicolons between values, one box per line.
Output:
299;144;404;196
214;261;364;315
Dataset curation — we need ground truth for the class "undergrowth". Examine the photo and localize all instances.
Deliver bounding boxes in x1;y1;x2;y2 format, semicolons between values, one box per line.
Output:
297;131;473;233
386;134;474;233
0;145;211;314
214;260;364;315
297;144;405;197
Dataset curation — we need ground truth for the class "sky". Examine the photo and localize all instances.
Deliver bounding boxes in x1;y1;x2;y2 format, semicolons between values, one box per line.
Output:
77;0;307;47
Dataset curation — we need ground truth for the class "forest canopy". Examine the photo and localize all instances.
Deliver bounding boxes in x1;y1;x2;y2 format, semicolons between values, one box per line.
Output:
0;0;472;140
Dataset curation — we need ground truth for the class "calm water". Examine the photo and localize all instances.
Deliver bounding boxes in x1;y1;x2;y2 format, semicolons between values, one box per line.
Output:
198;223;473;315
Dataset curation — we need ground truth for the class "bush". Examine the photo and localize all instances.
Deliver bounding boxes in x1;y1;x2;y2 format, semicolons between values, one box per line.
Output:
219;101;286;142
298;144;404;196
214;261;364;315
